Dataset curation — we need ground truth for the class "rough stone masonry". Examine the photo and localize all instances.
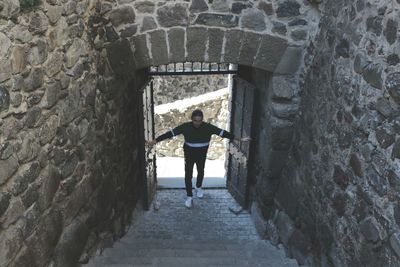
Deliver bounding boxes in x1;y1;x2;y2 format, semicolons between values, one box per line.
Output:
0;0;399;267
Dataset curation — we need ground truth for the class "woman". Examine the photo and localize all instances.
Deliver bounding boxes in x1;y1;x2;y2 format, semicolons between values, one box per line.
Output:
146;109;251;208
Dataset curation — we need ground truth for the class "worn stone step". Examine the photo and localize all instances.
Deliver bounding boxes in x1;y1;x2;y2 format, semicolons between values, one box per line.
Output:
93;256;299;267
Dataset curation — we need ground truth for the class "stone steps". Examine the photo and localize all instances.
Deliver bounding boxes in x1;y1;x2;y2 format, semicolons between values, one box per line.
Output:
85;238;301;267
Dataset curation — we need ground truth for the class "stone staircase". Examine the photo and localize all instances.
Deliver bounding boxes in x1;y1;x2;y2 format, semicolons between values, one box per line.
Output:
85;189;303;267
86;238;300;267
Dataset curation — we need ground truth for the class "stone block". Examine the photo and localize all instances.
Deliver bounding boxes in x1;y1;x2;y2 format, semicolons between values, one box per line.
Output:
271;102;299;120
375;98;392;117
38;166;61;210
223;29;243;63
258;1;274;15
241;9;266;31
350;153;363;177
0;156;18;185
189;0;208;13
44;51;64;77
387;54;400;66
29;11;49;34
274;46;303;74
156;3;188;27
134;0;155;13
384;18;397;45
376;126;395;149
390;232;400;258
366;16;383;36
168;28;185;63
392;140;400;159
108;5;135;27
0;222;24;267
26;208;63;267
271;75;298;100
0;192;10;217
0;85;10;112
207;28;224;63
360;216;387;243
333;165;349;190
387;72;400;104
53;218;90;267
120;24;137;38
25;67;44;92
271;125;294;151
46;5;63;24
332;192;347;217
0;0;20;19
25;106;41;128
362;63;383;89
253;34;288;72
186;27;207;62
66;38;86;68
12;45;28;73
132;34;152;69
195;13;239;28
275;211;295;246
276;0;300;17
150;30;169;66
141;16;157;32
0;198;24;228
239;32;262;67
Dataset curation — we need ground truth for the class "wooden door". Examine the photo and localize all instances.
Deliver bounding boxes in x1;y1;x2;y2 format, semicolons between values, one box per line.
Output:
227;76;255;208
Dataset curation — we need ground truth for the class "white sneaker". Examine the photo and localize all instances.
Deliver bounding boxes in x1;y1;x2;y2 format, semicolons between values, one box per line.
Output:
195;187;204;198
185;197;193;208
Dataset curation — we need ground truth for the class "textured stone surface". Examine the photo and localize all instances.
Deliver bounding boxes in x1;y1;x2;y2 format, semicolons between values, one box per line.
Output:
0;156;18;185
189;0;208;13
276;0;300;17
384;19;397;45
108;5;135;27
253;34;288;72
132;34;152;69
150;30;168;66
239;32;262;66
0;86;10;112
134;1;155;13
157;3;188;27
167;28;185;63
186;27;207;62
223;30;243;63
208;28;224;63
53;218;89;267
141;16;157;32
362;63;383;89
195;14;239;28
387;72;400;104
360;217;387;243
241;9;266;31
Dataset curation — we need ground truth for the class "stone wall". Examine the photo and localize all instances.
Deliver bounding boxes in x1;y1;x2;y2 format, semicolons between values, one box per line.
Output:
155;88;229;160
153;74;229;105
260;0;400;266
0;1;147;266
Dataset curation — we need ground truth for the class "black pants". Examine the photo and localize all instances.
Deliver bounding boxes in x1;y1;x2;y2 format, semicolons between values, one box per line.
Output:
183;144;208;197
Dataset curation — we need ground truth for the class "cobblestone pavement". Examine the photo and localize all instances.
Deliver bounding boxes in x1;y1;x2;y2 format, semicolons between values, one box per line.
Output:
126;189;261;241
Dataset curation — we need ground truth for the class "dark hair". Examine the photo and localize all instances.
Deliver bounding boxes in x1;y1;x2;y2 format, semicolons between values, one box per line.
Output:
191;109;203;119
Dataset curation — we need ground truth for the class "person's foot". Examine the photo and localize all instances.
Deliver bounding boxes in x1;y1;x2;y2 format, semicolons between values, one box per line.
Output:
195;187;204;198
185;197;193;208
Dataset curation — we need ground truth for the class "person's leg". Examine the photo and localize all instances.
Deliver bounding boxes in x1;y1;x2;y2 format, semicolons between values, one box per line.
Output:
195;147;208;188
184;146;195;197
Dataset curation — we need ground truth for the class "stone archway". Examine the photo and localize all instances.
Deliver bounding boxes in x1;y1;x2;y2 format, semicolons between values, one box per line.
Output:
101;0;320;188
